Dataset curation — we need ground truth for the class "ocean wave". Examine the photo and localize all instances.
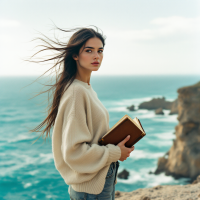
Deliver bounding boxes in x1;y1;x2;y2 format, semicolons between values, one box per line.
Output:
117;167;185;186
26;170;39;176
151;131;176;140
107;108;178;123
0;152;53;176
5;133;38;143
129;149;165;160
104;97;153;107
152;114;178;122
147;139;174;146
23;182;32;188
104;95;174;108
107;106;128;112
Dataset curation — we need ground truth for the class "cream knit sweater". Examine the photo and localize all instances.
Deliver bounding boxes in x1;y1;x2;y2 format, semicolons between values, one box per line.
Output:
52;78;121;194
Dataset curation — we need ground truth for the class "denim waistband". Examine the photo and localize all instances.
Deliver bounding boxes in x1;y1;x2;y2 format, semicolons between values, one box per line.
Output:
113;160;120;166
113;161;120;183
110;161;120;171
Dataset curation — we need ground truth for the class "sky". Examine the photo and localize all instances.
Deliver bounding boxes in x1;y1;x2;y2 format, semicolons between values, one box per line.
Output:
0;0;200;76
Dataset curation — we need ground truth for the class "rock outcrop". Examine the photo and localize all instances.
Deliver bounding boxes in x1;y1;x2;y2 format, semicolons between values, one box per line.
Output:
169;98;179;115
155;108;164;115
154;81;200;181
118;169;130;179
138;97;173;110
115;175;200;200
127;105;135;111
127;97;179;114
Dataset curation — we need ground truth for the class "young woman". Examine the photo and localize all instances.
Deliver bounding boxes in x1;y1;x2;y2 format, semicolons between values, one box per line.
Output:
30;26;135;200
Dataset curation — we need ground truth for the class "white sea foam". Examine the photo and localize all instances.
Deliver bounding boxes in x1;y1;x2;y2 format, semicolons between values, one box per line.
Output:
106;98;179;126
107;106;128;112
136;112;155;119
105;95;174;109
152;112;178;122
152;131;176;140
145;173;178;188
46;194;60;199
109;108;175;121
39;153;53;164
136;109;149;114
130;149;165;160
6;133;37;143
117;167;184;186
147;139;174;146
0;152;53;176
23;182;32;188
108;108;157;120
105;97;154;112
27;170;39;176
117;169;145;184
105;97;153;107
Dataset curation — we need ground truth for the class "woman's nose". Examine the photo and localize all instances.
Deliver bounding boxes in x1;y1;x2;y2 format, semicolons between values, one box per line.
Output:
94;51;100;59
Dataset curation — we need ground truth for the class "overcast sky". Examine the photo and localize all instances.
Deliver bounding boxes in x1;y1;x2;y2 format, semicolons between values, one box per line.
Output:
0;0;200;76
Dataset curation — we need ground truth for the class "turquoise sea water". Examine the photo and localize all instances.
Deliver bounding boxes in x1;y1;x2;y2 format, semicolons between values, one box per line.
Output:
0;75;199;200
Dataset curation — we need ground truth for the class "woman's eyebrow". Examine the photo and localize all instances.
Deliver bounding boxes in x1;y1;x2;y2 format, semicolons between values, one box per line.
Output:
84;46;104;49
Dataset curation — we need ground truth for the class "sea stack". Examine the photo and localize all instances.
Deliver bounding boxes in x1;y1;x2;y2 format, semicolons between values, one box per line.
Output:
154;81;200;181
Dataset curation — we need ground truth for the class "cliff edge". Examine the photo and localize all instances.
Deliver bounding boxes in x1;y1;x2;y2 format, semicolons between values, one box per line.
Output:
115;176;200;200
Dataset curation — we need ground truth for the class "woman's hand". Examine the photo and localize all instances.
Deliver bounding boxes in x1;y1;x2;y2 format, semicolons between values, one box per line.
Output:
117;135;135;161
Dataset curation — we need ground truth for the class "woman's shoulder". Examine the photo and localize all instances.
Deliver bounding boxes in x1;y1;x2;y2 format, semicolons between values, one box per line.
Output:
61;80;87;103
58;80;89;115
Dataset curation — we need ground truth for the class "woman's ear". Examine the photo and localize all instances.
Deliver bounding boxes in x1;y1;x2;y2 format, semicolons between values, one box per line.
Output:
72;54;78;61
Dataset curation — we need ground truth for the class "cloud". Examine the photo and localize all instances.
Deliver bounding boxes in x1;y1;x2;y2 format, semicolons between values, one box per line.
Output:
105;16;200;41
151;16;200;35
0;19;21;28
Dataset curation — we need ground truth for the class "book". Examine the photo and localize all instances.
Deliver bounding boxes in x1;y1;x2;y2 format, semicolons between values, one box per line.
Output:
98;114;146;148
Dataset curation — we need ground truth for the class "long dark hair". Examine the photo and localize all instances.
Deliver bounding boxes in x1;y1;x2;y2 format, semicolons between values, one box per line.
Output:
28;25;106;143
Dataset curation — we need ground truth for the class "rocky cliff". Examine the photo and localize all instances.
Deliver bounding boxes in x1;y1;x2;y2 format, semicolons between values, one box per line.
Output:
154;81;200;181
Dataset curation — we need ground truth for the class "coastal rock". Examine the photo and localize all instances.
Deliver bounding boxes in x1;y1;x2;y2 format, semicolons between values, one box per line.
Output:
115;191;121;198
154;157;167;174
169;98;179;115
127;105;135;111
115;181;200;199
155;108;164;115
118;169;129;179
192;175;200;184
154;81;200;180
138;97;173;110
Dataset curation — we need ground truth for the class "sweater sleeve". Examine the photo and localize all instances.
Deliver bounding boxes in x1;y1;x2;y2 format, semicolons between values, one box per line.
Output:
60;85;121;174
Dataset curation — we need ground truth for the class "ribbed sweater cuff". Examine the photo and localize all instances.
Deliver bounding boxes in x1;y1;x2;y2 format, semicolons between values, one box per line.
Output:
106;144;121;165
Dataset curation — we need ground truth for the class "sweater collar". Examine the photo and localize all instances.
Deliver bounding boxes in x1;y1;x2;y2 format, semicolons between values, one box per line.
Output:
74;79;91;89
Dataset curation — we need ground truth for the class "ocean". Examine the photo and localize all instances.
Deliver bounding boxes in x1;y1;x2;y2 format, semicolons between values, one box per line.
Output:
1;75;199;200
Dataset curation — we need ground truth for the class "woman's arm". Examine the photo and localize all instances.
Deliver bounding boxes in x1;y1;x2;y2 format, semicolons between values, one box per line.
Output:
61;114;121;174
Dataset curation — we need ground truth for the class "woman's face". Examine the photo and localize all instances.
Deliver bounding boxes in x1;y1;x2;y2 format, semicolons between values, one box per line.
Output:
73;37;104;71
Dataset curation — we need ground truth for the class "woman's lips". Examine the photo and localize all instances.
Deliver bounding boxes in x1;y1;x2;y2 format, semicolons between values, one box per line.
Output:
91;63;99;66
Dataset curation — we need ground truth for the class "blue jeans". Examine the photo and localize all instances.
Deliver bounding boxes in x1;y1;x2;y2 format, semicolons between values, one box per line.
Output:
68;161;120;200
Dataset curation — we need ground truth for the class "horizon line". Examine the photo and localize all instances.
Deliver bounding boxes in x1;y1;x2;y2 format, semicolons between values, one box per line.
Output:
0;74;200;77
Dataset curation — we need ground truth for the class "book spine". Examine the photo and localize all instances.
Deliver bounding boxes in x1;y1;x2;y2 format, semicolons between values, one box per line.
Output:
132;135;144;146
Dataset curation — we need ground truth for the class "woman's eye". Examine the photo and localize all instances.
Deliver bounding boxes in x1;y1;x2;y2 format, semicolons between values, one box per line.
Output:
86;49;103;53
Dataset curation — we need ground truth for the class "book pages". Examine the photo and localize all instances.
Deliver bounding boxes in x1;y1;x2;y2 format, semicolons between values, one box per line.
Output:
128;116;144;133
